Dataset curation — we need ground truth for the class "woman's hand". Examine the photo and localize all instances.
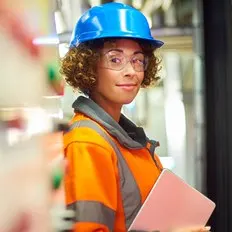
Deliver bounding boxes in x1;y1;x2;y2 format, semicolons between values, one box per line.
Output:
171;226;211;232
129;226;211;232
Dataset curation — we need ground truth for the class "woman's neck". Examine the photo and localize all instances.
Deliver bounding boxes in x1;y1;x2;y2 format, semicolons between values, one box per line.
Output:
90;95;122;122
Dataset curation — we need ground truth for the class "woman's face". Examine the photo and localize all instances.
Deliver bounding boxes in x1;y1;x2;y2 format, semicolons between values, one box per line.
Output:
93;39;145;106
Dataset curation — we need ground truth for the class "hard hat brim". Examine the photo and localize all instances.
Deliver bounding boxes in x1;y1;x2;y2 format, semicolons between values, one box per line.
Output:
70;32;164;49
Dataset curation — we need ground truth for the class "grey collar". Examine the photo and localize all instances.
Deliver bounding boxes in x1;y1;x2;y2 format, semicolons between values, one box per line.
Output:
72;96;148;149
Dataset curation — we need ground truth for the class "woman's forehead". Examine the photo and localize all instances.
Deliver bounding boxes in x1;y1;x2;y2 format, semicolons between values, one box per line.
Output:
102;39;142;52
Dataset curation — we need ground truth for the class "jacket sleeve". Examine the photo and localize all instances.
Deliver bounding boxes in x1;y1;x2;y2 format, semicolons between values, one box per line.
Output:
64;141;117;232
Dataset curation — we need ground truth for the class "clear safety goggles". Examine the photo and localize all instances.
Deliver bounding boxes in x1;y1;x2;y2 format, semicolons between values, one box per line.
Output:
100;50;148;72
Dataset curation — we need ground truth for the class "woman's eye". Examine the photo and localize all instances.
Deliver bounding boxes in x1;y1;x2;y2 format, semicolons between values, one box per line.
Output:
133;58;144;65
110;57;121;63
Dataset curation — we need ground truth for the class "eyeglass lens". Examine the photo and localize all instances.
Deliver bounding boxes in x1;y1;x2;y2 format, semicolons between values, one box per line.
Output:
102;50;147;72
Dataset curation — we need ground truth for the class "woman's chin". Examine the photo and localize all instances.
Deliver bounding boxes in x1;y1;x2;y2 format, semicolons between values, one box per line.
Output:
120;98;135;105
109;93;137;105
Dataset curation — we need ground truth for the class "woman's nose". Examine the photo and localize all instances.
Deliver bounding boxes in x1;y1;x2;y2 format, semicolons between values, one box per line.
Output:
123;60;136;76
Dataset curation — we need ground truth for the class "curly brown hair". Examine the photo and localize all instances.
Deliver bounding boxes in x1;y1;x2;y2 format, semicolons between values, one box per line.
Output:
60;38;161;95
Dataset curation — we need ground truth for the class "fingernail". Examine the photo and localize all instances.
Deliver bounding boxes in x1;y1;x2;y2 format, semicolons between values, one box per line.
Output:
205;226;211;230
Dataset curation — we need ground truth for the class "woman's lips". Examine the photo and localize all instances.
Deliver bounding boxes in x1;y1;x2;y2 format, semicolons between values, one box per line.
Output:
116;84;137;91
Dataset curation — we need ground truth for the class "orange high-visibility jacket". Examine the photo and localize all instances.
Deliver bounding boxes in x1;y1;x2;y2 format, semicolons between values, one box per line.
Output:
63;96;163;232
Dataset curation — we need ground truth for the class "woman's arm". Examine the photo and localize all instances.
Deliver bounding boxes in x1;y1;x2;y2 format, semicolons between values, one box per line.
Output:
64;141;118;232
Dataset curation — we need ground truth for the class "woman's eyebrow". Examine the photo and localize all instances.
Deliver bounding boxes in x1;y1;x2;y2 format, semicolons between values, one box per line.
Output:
134;51;145;55
105;49;144;55
106;48;123;53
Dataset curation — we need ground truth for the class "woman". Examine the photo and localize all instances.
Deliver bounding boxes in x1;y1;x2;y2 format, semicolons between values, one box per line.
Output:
61;2;210;232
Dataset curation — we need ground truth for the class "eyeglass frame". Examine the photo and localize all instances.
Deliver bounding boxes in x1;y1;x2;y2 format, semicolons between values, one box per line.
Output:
98;49;149;72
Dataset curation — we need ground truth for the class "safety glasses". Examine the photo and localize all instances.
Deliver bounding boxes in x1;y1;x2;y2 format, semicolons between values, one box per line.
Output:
100;50;148;72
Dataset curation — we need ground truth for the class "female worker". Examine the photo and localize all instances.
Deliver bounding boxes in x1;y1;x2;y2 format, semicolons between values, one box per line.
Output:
60;2;210;232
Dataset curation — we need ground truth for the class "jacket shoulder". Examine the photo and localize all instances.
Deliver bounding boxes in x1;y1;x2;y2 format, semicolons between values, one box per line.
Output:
63;119;113;152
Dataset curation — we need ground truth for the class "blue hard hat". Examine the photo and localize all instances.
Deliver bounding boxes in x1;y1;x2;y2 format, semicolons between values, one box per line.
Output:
70;2;164;48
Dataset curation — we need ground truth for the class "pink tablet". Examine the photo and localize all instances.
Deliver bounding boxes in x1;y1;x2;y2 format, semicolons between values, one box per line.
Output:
128;169;215;232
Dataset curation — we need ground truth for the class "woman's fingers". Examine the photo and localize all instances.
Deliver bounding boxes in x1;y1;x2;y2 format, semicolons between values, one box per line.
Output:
172;226;211;232
193;226;211;232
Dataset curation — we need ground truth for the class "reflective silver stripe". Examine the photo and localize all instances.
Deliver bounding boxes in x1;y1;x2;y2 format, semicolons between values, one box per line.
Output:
68;120;142;230
67;200;115;231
